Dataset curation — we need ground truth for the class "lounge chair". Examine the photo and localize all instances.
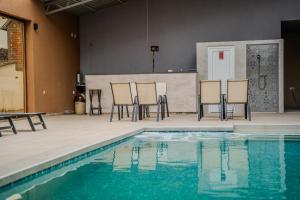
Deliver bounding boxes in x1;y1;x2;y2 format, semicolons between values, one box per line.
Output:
156;82;169;119
135;82;162;122
225;80;251;121
198;80;223;121
0;112;46;136
110;83;136;122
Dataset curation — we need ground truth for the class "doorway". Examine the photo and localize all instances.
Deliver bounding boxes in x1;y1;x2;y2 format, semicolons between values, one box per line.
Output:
282;20;300;111
0;15;25;112
208;46;235;112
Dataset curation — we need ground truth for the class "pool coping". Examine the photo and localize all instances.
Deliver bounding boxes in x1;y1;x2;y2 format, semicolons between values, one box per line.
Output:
1;124;300;188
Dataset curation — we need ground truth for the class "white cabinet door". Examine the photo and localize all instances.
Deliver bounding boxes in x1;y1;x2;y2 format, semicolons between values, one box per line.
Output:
208;46;235;113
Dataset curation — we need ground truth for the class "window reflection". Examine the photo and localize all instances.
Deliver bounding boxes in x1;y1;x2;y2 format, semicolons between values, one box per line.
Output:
0;15;25;112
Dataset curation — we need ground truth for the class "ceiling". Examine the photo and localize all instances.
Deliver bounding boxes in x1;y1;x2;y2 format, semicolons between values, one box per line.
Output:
43;0;128;16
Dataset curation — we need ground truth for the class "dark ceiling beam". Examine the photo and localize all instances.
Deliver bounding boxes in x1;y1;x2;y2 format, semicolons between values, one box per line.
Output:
45;0;96;15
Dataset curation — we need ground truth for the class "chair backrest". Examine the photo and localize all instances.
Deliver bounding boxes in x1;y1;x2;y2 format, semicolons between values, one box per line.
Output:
200;80;221;104
110;83;133;105
227;80;248;104
136;82;158;105
156;82;167;98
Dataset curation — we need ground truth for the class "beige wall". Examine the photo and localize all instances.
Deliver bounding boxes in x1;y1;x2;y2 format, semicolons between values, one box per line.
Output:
0;0;80;113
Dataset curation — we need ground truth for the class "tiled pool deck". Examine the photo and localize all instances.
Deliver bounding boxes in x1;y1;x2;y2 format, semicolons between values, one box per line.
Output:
0;112;300;187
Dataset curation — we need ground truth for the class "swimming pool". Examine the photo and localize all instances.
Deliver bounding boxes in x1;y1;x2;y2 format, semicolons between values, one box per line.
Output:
1;131;300;200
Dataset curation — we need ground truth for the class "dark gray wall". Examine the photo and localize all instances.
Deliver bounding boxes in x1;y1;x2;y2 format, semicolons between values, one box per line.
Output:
80;0;300;75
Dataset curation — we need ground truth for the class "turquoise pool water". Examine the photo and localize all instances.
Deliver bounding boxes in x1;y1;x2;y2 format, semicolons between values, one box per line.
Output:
1;132;300;200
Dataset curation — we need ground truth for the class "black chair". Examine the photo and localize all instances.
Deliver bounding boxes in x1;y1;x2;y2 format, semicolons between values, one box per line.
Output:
198;80;223;121
225;80;251;121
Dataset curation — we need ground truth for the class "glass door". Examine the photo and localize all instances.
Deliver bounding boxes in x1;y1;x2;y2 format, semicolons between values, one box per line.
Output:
0;15;25;112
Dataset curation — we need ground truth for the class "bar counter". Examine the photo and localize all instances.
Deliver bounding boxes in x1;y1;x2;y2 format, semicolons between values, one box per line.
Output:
85;72;197;113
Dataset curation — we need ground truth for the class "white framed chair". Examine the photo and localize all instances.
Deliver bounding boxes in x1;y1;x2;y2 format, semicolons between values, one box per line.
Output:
198;80;223;121
110;83;137;122
135;82;163;122
226;79;251;121
156;82;169;119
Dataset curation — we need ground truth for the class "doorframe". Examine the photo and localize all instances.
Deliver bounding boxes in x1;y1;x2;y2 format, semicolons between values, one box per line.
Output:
208;46;235;81
0;13;27;112
208;46;235;112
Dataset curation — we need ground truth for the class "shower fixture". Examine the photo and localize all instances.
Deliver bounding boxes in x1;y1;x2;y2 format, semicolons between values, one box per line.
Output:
256;54;267;90
151;45;159;73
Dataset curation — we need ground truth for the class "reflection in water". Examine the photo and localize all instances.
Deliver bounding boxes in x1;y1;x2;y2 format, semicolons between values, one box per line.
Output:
100;133;289;199
4;132;300;200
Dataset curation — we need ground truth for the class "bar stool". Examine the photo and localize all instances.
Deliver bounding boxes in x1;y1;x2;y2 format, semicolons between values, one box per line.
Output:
89;89;102;115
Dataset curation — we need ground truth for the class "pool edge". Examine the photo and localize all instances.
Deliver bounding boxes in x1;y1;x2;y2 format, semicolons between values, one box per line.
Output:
1;124;300;189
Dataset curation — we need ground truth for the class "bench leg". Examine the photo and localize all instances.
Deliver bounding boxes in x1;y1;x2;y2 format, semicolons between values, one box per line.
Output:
8;117;17;134
38;114;47;129
26;116;36;131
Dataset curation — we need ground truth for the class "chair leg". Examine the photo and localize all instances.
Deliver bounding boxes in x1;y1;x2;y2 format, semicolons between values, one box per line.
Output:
117;105;121;120
131;105;135;122
161;98;165;120
126;105;129;118
146;106;150;117
135;104;139;122
142;106;146;119
244;104;247;120
157;102;161;122
219;104;222;120
247;103;252;121
121;105;124;119
38;114;47;129
198;105;201;121
164;95;169;117
8;117;17;134
26;115;36;131
98;90;102;115
197;95;201;121
225;103;228;121
89;91;93;115
110;104;114;122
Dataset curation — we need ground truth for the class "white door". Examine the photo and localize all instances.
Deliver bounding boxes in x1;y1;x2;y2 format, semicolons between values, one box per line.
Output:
208;46;235;112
